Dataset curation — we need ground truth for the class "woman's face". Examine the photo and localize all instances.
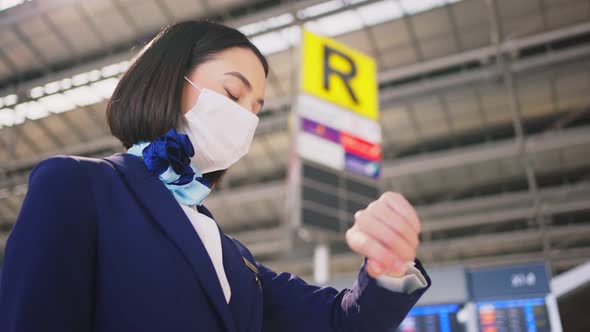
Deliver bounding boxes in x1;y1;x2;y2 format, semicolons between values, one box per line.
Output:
181;47;267;116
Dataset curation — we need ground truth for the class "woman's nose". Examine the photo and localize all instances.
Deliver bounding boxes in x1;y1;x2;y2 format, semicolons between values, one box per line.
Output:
239;99;258;115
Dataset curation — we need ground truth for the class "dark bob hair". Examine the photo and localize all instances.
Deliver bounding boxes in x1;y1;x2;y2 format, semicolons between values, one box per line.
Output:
106;20;268;186
107;21;268;148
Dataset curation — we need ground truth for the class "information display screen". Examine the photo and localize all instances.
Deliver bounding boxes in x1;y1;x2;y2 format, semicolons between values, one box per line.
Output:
300;162;378;232
477;298;551;332
397;304;465;332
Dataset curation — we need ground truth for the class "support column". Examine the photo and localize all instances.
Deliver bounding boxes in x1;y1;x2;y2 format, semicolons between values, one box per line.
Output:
313;243;330;284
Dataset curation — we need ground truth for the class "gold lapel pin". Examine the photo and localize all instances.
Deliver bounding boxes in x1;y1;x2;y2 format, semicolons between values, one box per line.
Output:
242;257;262;288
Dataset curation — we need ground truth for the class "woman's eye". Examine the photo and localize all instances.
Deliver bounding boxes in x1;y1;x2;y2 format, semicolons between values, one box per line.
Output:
225;89;239;102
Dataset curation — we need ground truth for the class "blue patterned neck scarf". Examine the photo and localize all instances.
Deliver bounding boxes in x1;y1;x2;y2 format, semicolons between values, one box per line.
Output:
127;129;211;206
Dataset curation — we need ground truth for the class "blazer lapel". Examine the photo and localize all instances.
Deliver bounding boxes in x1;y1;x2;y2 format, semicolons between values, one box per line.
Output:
103;154;235;332
197;206;258;331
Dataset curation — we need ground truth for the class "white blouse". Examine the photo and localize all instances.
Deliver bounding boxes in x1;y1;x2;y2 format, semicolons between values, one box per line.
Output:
178;203;427;304
179;204;232;303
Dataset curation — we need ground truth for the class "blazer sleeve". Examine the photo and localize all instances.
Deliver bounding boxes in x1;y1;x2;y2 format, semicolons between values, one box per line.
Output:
0;156;97;332
227;233;431;332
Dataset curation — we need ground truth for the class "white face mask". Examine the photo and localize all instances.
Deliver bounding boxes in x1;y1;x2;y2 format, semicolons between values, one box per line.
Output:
182;76;259;173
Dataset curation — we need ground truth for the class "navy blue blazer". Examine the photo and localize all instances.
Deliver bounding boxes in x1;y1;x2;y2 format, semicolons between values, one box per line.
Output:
0;154;430;332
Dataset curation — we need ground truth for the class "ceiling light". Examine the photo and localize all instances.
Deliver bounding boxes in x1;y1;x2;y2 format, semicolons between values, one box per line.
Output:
60;78;73;90
280;25;302;46
101;63;121;77
38;93;76;114
239;13;295;36
44;81;61;94
64;86;103;106
0;108;16;128
72;73;90;86
89;78;119;99
297;0;344;19
239;22;266;36
265;13;295;29
0;0;30;12
13;184;28;196
119;60;130;71
398;0;447;15
88;69;101;82
29;86;44;99
251;32;290;55
357;0;403;26
310;10;363;37
3;94;18;107
15;101;48;120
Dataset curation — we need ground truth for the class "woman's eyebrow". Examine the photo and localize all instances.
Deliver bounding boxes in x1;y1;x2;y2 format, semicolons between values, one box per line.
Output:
225;71;264;110
224;71;251;90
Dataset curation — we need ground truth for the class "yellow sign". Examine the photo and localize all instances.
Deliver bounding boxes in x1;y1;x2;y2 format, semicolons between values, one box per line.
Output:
300;30;378;120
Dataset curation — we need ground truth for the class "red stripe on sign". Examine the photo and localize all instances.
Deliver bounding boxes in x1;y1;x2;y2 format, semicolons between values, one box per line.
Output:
340;132;382;161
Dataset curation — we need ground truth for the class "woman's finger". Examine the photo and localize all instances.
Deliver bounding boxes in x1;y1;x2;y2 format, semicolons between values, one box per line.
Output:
365;201;420;250
357;208;417;262
346;227;403;275
380;192;421;234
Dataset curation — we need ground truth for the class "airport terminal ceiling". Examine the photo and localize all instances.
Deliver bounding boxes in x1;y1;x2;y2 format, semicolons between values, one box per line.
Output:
1;0;590;277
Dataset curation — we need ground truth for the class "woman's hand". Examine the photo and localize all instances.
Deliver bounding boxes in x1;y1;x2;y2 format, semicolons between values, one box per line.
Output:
345;192;421;279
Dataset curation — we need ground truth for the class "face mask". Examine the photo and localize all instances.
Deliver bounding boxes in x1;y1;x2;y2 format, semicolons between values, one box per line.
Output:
181;76;259;173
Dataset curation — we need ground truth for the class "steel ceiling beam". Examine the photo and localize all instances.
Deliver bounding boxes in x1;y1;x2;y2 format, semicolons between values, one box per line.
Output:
444;2;463;52
228;0;384;39
0;127;18;160
9;23;73;149
6;124;43;156
109;0;142;37
421;224;590;254
417;181;590;218
205;180;285;213
381;124;590;179
2;183;590;258
1;121;590;200
378;21;590;83
422;248;590;273
0;136;120;172
379;47;590;103
225;0;323;29
0;0;83;29
0;48;19;78
3;212;588;273
293;193;590;238
11;175;588;236
73;2;110;49
261;246;590;281
3;2;590;98
0;111;288;172
1;17;590;195
152;0;175;24
398;4;424;62
39;12;99;143
3;0;352;88
4;11;589;101
485;0;545;251
421;196;590;232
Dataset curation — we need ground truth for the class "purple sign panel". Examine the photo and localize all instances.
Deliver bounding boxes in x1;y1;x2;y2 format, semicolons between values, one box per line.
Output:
301;117;340;143
344;153;380;179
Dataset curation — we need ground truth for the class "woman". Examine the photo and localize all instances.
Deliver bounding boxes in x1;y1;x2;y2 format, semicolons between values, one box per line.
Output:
0;21;429;332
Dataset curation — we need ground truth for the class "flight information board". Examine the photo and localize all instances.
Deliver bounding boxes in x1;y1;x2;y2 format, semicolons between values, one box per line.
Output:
477;298;551;332
397;304;465;332
300;162;378;232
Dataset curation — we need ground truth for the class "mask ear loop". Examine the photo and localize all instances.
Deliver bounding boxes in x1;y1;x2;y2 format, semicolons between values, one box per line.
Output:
184;76;202;92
